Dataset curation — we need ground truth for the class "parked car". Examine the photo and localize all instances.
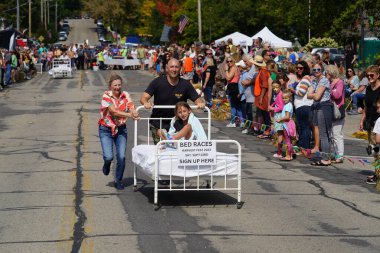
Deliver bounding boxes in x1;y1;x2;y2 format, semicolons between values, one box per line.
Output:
98;35;105;42
58;31;68;41
311;47;345;63
53;43;64;49
62;23;70;32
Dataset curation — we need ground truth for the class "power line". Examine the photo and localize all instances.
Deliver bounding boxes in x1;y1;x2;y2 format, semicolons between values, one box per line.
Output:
1;2;29;13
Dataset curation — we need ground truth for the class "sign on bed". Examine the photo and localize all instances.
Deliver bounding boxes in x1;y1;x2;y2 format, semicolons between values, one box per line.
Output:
178;141;217;166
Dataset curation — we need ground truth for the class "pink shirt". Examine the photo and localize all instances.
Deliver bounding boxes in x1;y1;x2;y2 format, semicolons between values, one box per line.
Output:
271;91;284;113
330;79;345;108
98;91;135;136
228;68;240;84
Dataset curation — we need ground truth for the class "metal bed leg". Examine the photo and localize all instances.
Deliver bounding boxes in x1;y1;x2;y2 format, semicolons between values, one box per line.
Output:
133;164;137;192
237;148;242;209
154;177;160;211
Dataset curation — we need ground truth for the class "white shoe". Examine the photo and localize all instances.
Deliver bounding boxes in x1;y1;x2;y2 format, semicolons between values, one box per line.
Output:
273;153;283;158
226;123;236;128
241;129;248;134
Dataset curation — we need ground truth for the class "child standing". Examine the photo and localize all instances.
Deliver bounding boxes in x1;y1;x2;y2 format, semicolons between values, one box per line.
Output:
158;101;207;141
276;91;296;161
268;83;284;158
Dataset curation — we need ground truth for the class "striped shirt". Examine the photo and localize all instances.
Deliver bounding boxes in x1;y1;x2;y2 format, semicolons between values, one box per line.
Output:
98;91;135;136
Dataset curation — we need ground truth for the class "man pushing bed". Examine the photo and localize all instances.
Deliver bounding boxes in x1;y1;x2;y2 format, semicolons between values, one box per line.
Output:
140;58;206;144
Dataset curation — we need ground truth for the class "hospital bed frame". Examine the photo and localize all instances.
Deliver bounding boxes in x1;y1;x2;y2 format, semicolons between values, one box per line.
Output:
133;105;242;210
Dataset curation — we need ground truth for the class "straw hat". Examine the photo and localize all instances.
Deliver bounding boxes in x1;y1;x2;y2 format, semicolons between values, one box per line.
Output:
252;55;266;67
235;60;246;68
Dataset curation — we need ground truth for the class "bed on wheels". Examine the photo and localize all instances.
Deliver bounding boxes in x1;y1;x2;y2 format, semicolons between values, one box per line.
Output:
49;58;72;78
131;105;242;210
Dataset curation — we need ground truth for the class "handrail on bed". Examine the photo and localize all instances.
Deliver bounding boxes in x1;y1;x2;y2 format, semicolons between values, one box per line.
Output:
134;105;211;147
132;106;243;210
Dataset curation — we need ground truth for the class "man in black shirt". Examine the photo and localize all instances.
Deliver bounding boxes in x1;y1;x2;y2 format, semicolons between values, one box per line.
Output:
344;45;356;69
140;58;205;144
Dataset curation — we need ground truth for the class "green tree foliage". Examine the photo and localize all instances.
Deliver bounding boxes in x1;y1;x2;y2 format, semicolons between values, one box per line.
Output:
304;37;339;52
82;0;140;34
169;0;379;46
1;0;378;46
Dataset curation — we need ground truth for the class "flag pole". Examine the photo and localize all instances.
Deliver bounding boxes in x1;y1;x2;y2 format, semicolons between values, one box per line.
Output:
197;0;202;42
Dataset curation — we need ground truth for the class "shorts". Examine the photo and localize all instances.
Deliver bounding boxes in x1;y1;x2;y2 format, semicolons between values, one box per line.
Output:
183;72;194;81
139;58;145;64
149;124;161;145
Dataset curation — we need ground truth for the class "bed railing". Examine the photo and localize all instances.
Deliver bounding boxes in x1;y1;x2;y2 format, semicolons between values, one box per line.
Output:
132;105;242;210
153;139;242;210
133;105;211;147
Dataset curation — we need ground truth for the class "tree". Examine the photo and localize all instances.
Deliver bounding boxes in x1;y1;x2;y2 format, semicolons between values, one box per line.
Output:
82;0;140;35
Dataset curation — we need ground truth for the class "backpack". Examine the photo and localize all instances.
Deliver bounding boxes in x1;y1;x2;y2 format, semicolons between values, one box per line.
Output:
78;49;84;57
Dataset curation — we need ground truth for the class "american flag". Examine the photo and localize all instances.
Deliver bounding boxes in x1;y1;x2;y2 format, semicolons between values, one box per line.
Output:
178;15;189;34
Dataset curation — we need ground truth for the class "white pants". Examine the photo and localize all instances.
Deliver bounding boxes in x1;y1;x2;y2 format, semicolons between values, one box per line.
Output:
332;118;345;157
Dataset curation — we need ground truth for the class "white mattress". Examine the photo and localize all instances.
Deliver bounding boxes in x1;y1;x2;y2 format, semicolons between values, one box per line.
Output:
132;145;239;178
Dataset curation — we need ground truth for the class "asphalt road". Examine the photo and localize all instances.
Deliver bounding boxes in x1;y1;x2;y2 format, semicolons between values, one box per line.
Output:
0;21;379;253
63;18;99;46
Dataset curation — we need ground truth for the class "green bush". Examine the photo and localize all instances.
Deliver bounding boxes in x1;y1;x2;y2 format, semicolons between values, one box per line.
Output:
305;37;339;52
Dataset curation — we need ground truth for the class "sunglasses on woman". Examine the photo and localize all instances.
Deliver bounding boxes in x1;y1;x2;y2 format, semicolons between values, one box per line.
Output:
313;68;321;72
367;73;375;78
226;60;233;63
296;66;304;70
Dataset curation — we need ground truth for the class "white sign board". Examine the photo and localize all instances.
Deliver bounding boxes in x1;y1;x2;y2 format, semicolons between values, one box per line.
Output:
178;141;217;166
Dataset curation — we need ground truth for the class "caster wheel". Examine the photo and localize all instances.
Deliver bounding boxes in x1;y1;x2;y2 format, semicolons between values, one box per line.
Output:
133;186;137;192
236;202;243;209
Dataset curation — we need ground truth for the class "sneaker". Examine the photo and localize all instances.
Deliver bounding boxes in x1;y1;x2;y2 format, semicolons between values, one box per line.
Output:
240;122;245;128
242;129;248;134
159;180;171;185
366;178;376;185
347;110;358;115
102;163;111;176
114;181;125;190
247;129;259;136
226;122;236;128
273;153;283;158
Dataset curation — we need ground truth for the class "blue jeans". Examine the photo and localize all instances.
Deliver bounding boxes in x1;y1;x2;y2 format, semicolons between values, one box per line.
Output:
228;95;242;123
296;106;311;149
351;92;365;107
99;125;128;182
245;102;253;122
203;85;213;106
5;63;11;85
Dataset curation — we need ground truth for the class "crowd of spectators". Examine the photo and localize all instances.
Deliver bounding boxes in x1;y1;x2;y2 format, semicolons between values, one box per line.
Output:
2;38;379;185
130;38;378;185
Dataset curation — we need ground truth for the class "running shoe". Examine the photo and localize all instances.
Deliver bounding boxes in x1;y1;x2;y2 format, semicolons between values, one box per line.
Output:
226;123;236;128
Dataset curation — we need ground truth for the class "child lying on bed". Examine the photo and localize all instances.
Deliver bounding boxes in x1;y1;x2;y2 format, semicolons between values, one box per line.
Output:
158;101;207;141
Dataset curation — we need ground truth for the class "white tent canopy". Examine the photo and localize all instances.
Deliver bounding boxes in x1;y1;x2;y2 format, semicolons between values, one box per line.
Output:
251;27;292;48
215;32;253;47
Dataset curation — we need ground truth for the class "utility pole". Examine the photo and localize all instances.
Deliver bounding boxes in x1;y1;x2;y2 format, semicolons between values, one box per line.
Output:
41;0;43;24
29;0;32;37
44;0;47;30
360;5;366;68
47;0;50;25
16;0;20;30
197;0;202;42
308;0;311;42
55;1;57;32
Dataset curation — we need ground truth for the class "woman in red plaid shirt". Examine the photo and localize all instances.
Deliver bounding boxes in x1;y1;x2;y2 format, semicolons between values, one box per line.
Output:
98;74;139;190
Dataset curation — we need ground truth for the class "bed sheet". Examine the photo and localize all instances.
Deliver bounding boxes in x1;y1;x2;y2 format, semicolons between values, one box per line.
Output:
132;145;239;178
